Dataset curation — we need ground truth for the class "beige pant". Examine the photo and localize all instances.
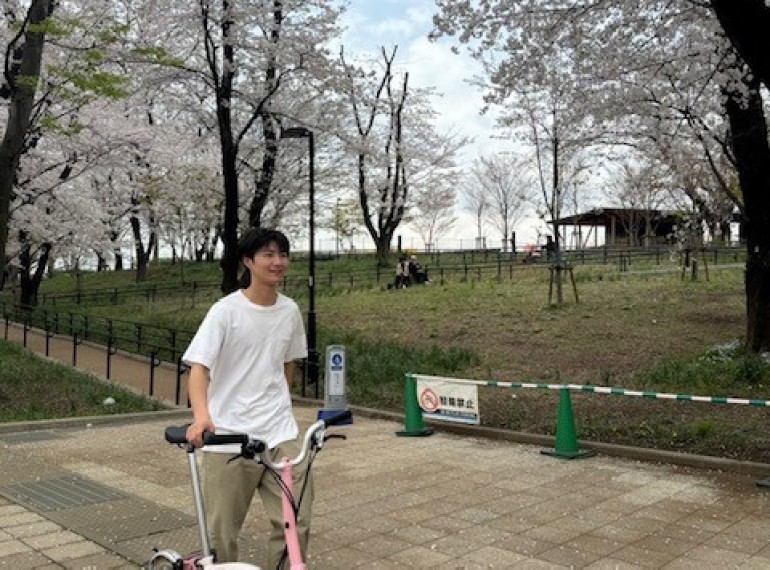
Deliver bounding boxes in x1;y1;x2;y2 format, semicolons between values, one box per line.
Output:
201;438;314;568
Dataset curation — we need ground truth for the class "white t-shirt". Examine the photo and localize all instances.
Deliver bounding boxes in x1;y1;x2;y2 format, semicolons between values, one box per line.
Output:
182;290;308;452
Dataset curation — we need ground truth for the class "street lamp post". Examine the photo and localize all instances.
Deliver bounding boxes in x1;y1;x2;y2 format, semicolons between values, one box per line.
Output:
335;197;341;259
281;126;318;396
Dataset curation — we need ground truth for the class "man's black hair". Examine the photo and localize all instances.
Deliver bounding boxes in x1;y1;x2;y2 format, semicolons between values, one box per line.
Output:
237;228;290;288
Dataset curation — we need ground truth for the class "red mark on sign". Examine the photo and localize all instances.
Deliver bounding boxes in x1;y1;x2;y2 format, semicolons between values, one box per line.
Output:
420;388;440;412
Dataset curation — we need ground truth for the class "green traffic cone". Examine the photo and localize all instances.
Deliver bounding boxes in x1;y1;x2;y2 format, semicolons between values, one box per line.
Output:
541;388;594;459
396;374;433;437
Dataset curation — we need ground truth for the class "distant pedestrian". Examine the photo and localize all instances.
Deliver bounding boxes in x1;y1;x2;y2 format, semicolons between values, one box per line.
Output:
408;255;430;284
395;255;410;288
545;235;556;263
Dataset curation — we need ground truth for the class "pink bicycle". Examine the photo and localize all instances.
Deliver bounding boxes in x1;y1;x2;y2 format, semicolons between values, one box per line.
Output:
149;410;351;570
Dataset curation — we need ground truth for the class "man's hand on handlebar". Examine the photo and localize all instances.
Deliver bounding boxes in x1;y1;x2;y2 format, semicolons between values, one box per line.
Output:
186;418;215;448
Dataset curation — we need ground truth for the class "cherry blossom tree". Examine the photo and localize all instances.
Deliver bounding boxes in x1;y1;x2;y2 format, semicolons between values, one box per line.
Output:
171;0;346;292
460;176;488;249
1;0;194;301
432;1;770;352
0;0;56;288
469;153;533;253
408;177;457;251
608;159;672;247
339;46;467;266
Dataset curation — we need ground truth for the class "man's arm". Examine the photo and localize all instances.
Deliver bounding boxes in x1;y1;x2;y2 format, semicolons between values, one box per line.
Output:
186;363;215;447
284;361;296;390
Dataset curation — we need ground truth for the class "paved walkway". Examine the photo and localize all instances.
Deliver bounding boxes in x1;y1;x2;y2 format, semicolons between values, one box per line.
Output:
2;406;770;569
4;324;770;568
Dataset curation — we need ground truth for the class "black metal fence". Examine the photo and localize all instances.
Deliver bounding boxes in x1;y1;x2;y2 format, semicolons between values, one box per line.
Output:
1;303;320;405
1;302;320;404
1;302;194;404
22;245;745;310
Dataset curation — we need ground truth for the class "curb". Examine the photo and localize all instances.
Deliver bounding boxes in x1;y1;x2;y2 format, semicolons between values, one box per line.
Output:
0;408;192;434
333;401;770;479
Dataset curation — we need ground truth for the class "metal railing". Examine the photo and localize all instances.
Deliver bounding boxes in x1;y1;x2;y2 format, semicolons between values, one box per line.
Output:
1;302;319;405
16;245;744;309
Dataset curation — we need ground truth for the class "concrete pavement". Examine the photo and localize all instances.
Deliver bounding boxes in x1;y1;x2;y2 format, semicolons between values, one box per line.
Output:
2;406;770;569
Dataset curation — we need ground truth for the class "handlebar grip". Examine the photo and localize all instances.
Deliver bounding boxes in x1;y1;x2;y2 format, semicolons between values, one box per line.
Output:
164;425;250;447
322;409;353;427
203;432;249;446
165;425;189;444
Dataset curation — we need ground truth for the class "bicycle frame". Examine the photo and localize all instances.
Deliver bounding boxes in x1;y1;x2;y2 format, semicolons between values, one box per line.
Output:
157;409;351;570
279;461;304;569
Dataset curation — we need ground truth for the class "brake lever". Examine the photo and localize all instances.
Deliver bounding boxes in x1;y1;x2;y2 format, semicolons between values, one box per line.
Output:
324;434;347;442
226;440;264;463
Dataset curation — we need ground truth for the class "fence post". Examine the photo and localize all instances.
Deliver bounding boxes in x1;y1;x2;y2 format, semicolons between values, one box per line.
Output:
22;314;30;347
72;332;82;366
44;311;53;357
177;359;189;407
106;320;118;379
149;350;160;396
82;315;89;342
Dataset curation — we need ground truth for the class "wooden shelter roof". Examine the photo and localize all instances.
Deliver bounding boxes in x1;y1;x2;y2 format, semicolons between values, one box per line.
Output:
551;207;676;226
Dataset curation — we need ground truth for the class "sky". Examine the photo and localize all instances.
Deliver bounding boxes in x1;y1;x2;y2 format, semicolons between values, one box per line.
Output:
332;0;547;251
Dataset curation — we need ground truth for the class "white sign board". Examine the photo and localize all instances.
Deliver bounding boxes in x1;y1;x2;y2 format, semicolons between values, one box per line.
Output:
416;377;480;425
325;345;347;407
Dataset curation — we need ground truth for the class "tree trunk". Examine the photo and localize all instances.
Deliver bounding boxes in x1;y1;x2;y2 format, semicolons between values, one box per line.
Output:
248;0;282;229
17;232;51;308
0;0;54;286
249;111;277;227
212;2;240;294
219;126;240;293
712;1;770;91
723;75;770;353
374;233;393;267
109;230;123;270
130;215;156;283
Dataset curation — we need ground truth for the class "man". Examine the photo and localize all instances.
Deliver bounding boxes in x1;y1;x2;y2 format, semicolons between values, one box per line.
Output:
183;228;310;567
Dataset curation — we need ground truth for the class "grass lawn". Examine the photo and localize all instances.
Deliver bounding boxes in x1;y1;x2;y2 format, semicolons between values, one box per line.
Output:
0;341;168;422
3;256;770;463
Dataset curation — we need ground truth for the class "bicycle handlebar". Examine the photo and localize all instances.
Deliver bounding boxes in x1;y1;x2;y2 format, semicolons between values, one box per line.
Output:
164;409;352;469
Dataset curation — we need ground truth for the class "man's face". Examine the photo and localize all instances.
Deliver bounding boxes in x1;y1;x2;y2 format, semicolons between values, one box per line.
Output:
245;241;289;286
